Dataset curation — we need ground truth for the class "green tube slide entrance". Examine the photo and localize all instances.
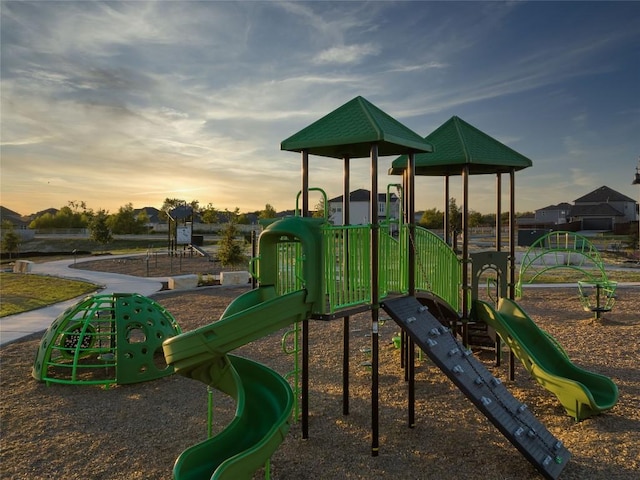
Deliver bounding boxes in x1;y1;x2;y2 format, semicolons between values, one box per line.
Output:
473;298;618;421
163;216;323;479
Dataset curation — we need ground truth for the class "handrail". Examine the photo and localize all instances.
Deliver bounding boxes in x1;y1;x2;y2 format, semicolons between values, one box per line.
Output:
295;187;328;221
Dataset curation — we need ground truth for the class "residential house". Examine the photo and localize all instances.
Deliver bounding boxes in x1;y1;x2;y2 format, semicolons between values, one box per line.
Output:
570;185;637;231
133;206;162;225
0;206;35;240
518;185;638;245
534;203;572;225
327;189;400;225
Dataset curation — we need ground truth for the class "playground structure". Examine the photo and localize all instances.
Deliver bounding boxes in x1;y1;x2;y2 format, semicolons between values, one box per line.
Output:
167;205;212;261
516;231;618;318
473;298;619;421
32;293;181;386
161;97;617;479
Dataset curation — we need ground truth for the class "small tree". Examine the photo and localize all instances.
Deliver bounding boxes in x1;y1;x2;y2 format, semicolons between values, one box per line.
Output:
312;197;326;219
217;220;246;267
259;203;277;220
88;209;113;248
107;203;146;234
448;198;462;234
1;221;21;259
200;203;219;224
419;208;444;229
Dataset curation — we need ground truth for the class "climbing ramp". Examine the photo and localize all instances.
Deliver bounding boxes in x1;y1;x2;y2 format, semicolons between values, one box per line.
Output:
381;296;571;480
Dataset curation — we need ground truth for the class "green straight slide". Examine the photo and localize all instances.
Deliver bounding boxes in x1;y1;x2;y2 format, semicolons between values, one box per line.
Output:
163;286;312;480
473;298;618;421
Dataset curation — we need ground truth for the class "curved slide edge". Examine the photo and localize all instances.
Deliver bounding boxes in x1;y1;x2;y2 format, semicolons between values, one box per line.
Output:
163;287;311;479
163;287;310;378
473;298;618;421
172;354;293;480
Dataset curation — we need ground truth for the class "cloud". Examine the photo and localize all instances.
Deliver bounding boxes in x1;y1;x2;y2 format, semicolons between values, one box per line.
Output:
1;1;638;216
387;62;449;73
312;43;380;65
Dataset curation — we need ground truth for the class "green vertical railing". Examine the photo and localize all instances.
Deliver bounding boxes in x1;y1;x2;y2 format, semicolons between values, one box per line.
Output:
379;226;408;297
254;217;461;315
322;224;371;313
275;240;305;296
412;226;461;311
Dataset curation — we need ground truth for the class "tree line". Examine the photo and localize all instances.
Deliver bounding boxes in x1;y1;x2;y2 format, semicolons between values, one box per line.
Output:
26;199;281;235
419;199;533;231
25;198;534;235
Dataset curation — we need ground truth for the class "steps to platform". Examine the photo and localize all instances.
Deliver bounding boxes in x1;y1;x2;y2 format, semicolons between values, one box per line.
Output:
382;296;571;480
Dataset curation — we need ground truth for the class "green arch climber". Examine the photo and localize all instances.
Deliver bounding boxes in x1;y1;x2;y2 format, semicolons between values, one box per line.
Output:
516;231;609;297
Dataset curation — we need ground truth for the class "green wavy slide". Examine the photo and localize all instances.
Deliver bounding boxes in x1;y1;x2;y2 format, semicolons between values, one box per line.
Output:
163;286;312;480
473;298;618;421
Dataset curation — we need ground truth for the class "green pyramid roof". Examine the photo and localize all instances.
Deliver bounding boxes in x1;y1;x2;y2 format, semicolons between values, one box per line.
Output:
281;96;433;159
389;116;532;176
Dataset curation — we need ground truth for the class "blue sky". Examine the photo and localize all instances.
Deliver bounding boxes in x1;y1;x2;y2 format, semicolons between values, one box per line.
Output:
1;1;639;216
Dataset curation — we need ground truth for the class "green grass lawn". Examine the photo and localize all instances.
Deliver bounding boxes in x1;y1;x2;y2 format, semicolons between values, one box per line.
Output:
0;273;99;317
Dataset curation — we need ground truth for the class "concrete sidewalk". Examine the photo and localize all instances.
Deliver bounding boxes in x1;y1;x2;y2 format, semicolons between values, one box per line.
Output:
2;257;638;348
1;257;166;347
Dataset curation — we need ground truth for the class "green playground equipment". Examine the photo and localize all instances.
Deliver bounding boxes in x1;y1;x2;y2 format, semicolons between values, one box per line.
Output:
473;298;619;420
32;293;181;386
515;231;617;317
578;280;618;319
164;97;576;480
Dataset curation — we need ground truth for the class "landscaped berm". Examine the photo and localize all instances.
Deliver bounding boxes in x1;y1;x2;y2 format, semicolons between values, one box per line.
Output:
1;279;638;480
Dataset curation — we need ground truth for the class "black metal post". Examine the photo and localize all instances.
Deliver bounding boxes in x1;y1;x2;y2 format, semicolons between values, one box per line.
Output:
462;165;470;346
407;152;416;428
495;173;502;367
444;176;450;246
509;168;516;381
343;155;350;416
370;143;379;457
301;150;310;439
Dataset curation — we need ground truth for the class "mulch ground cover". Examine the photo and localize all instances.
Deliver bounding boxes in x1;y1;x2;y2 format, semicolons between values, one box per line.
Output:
1;255;638;479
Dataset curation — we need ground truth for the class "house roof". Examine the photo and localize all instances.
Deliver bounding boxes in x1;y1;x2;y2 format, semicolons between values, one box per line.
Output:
537;202;572;212
328;188;397;203
573;185;635;203
281;96;433;159
389;116;533;176
570;203;624;217
134;207;161;223
0;206;28;227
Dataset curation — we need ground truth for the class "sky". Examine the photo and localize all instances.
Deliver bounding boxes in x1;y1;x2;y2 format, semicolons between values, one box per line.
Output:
1;1;639;217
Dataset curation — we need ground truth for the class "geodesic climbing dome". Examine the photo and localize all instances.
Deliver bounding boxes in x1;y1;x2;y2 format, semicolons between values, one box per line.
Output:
32;293;181;386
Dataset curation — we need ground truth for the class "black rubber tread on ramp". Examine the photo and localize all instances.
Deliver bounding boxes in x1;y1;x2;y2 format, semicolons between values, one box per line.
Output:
382;296;571;480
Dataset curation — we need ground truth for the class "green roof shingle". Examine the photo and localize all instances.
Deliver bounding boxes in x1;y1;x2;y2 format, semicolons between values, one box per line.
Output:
281;96;433;159
390;116;532;176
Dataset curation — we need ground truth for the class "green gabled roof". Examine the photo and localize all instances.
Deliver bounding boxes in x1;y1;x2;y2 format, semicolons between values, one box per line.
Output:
389;116;532;176
281;96;433;159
